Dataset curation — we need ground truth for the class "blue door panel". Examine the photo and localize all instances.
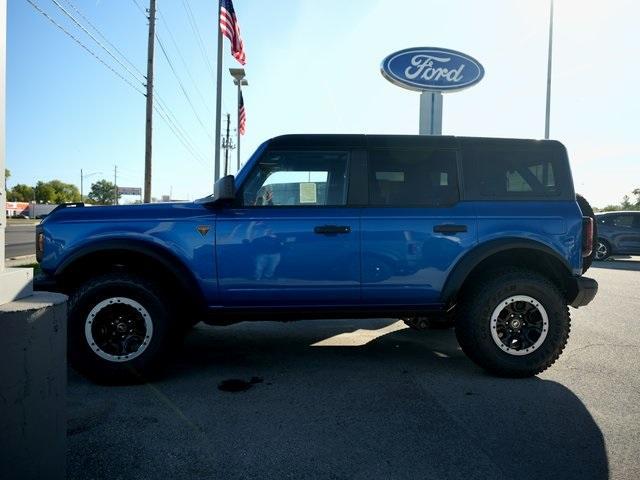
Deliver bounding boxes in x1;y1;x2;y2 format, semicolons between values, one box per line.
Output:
361;203;477;305
216;208;360;307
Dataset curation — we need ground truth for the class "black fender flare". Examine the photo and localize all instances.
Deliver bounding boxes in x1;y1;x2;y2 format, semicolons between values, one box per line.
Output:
55;238;204;308
441;238;573;305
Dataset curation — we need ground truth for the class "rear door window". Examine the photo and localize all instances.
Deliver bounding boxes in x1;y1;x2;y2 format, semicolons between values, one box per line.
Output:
462;144;571;200
367;149;459;207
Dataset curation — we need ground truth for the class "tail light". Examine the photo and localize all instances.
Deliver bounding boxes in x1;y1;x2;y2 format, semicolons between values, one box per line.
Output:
582;217;594;257
36;226;44;262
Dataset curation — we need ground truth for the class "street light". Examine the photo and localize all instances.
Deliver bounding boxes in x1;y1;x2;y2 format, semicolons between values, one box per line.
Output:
544;0;554;139
229;68;248;172
80;169;101;201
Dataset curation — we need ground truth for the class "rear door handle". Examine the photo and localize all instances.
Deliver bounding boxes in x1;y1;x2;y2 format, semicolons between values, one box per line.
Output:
433;224;468;234
314;225;351;235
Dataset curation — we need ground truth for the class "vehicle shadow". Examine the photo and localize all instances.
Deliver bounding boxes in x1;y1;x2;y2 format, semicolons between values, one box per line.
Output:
592;257;640;271
67;319;609;480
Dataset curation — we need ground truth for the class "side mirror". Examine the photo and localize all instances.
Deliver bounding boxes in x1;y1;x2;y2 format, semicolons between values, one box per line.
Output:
213;175;236;203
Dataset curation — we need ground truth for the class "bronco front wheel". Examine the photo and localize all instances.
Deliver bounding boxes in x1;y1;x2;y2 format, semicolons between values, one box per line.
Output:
455;269;570;377
68;273;176;383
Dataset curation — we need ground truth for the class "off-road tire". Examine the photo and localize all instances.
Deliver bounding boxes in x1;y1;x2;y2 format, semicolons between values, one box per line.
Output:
455;269;570;377
576;193;597;273
68;273;177;384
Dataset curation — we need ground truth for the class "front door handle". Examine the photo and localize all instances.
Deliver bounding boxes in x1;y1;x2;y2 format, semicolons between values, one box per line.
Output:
433;224;468;235
314;225;351;235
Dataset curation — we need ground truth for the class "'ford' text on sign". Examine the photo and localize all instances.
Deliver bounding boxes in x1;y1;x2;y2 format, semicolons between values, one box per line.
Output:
381;47;484;92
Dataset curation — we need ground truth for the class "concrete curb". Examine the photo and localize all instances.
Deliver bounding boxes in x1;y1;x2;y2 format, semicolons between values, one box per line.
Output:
5;254;37;267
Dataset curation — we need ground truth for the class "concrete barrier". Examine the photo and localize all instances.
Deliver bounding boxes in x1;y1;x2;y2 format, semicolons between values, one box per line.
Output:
0;292;67;480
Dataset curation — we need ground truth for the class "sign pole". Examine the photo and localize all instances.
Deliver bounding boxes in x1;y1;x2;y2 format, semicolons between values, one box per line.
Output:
419;91;443;135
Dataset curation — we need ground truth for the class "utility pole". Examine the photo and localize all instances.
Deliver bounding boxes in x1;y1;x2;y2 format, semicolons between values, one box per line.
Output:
143;0;156;203
222;113;235;176
113;165;118;206
544;0;554;139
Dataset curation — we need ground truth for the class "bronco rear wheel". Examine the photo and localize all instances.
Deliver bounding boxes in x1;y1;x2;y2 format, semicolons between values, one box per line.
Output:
455;269;570;377
68;273;177;383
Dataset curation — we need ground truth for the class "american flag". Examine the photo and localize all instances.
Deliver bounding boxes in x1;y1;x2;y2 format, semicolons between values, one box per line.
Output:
238;91;246;135
219;0;246;65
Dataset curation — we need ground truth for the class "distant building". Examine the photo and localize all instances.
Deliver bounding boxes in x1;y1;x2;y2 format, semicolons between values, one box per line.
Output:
5;201;29;217
5;202;59;218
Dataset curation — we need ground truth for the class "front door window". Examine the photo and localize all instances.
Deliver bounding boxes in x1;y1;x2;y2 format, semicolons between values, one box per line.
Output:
239;151;349;207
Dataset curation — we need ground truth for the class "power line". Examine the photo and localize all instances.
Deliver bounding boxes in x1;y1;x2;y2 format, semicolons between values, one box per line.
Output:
153;104;208;168
157;9;212;117
61;0;146;80
130;0;146;18
25;0;146;95
155;33;214;144
154;91;206;161
49;0;145;86
180;0;216;85
27;0;210;172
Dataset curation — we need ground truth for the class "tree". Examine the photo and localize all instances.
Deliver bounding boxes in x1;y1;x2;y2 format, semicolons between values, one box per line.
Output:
33;180;81;204
621;195;632;209
7;184;34;202
88;179;119;205
633;188;640;207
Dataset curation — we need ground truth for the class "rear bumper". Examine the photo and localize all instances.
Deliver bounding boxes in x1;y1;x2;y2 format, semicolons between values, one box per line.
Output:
569;276;598;308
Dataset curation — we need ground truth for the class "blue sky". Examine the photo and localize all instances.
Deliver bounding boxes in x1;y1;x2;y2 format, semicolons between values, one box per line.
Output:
7;0;640;206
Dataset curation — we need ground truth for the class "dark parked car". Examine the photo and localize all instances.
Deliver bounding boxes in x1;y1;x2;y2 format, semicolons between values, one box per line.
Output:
595;211;640;260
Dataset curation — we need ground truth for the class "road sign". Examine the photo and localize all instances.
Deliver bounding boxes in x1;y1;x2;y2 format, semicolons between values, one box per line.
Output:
117;187;142;196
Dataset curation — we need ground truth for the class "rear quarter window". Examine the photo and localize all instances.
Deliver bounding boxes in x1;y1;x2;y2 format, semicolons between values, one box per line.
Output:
461;143;573;201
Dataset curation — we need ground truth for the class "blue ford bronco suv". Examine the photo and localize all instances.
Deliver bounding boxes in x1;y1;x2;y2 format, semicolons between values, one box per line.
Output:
35;135;598;382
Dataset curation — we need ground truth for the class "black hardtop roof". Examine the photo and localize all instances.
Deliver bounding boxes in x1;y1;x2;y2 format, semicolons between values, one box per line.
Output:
267;134;564;150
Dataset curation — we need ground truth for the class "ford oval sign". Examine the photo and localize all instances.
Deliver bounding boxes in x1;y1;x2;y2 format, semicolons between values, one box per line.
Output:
381;47;484;92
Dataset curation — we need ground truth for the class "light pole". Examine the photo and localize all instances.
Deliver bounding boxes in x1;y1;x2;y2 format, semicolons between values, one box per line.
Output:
544;0;554;139
229;68;247;172
80;169;101;201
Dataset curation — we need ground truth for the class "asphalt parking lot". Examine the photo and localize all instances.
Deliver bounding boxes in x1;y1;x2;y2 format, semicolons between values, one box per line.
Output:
67;260;640;480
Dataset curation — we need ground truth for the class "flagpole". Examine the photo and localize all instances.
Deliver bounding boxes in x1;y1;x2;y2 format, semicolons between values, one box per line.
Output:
214;5;223;183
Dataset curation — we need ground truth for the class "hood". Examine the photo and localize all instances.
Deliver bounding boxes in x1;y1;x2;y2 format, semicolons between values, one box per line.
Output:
41;202;210;224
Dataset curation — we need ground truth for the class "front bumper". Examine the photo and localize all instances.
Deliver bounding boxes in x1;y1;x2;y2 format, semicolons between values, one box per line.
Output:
569;276;598;308
33;272;62;293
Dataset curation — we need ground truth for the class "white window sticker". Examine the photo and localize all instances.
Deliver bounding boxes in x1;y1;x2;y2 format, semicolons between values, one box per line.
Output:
299;182;317;204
